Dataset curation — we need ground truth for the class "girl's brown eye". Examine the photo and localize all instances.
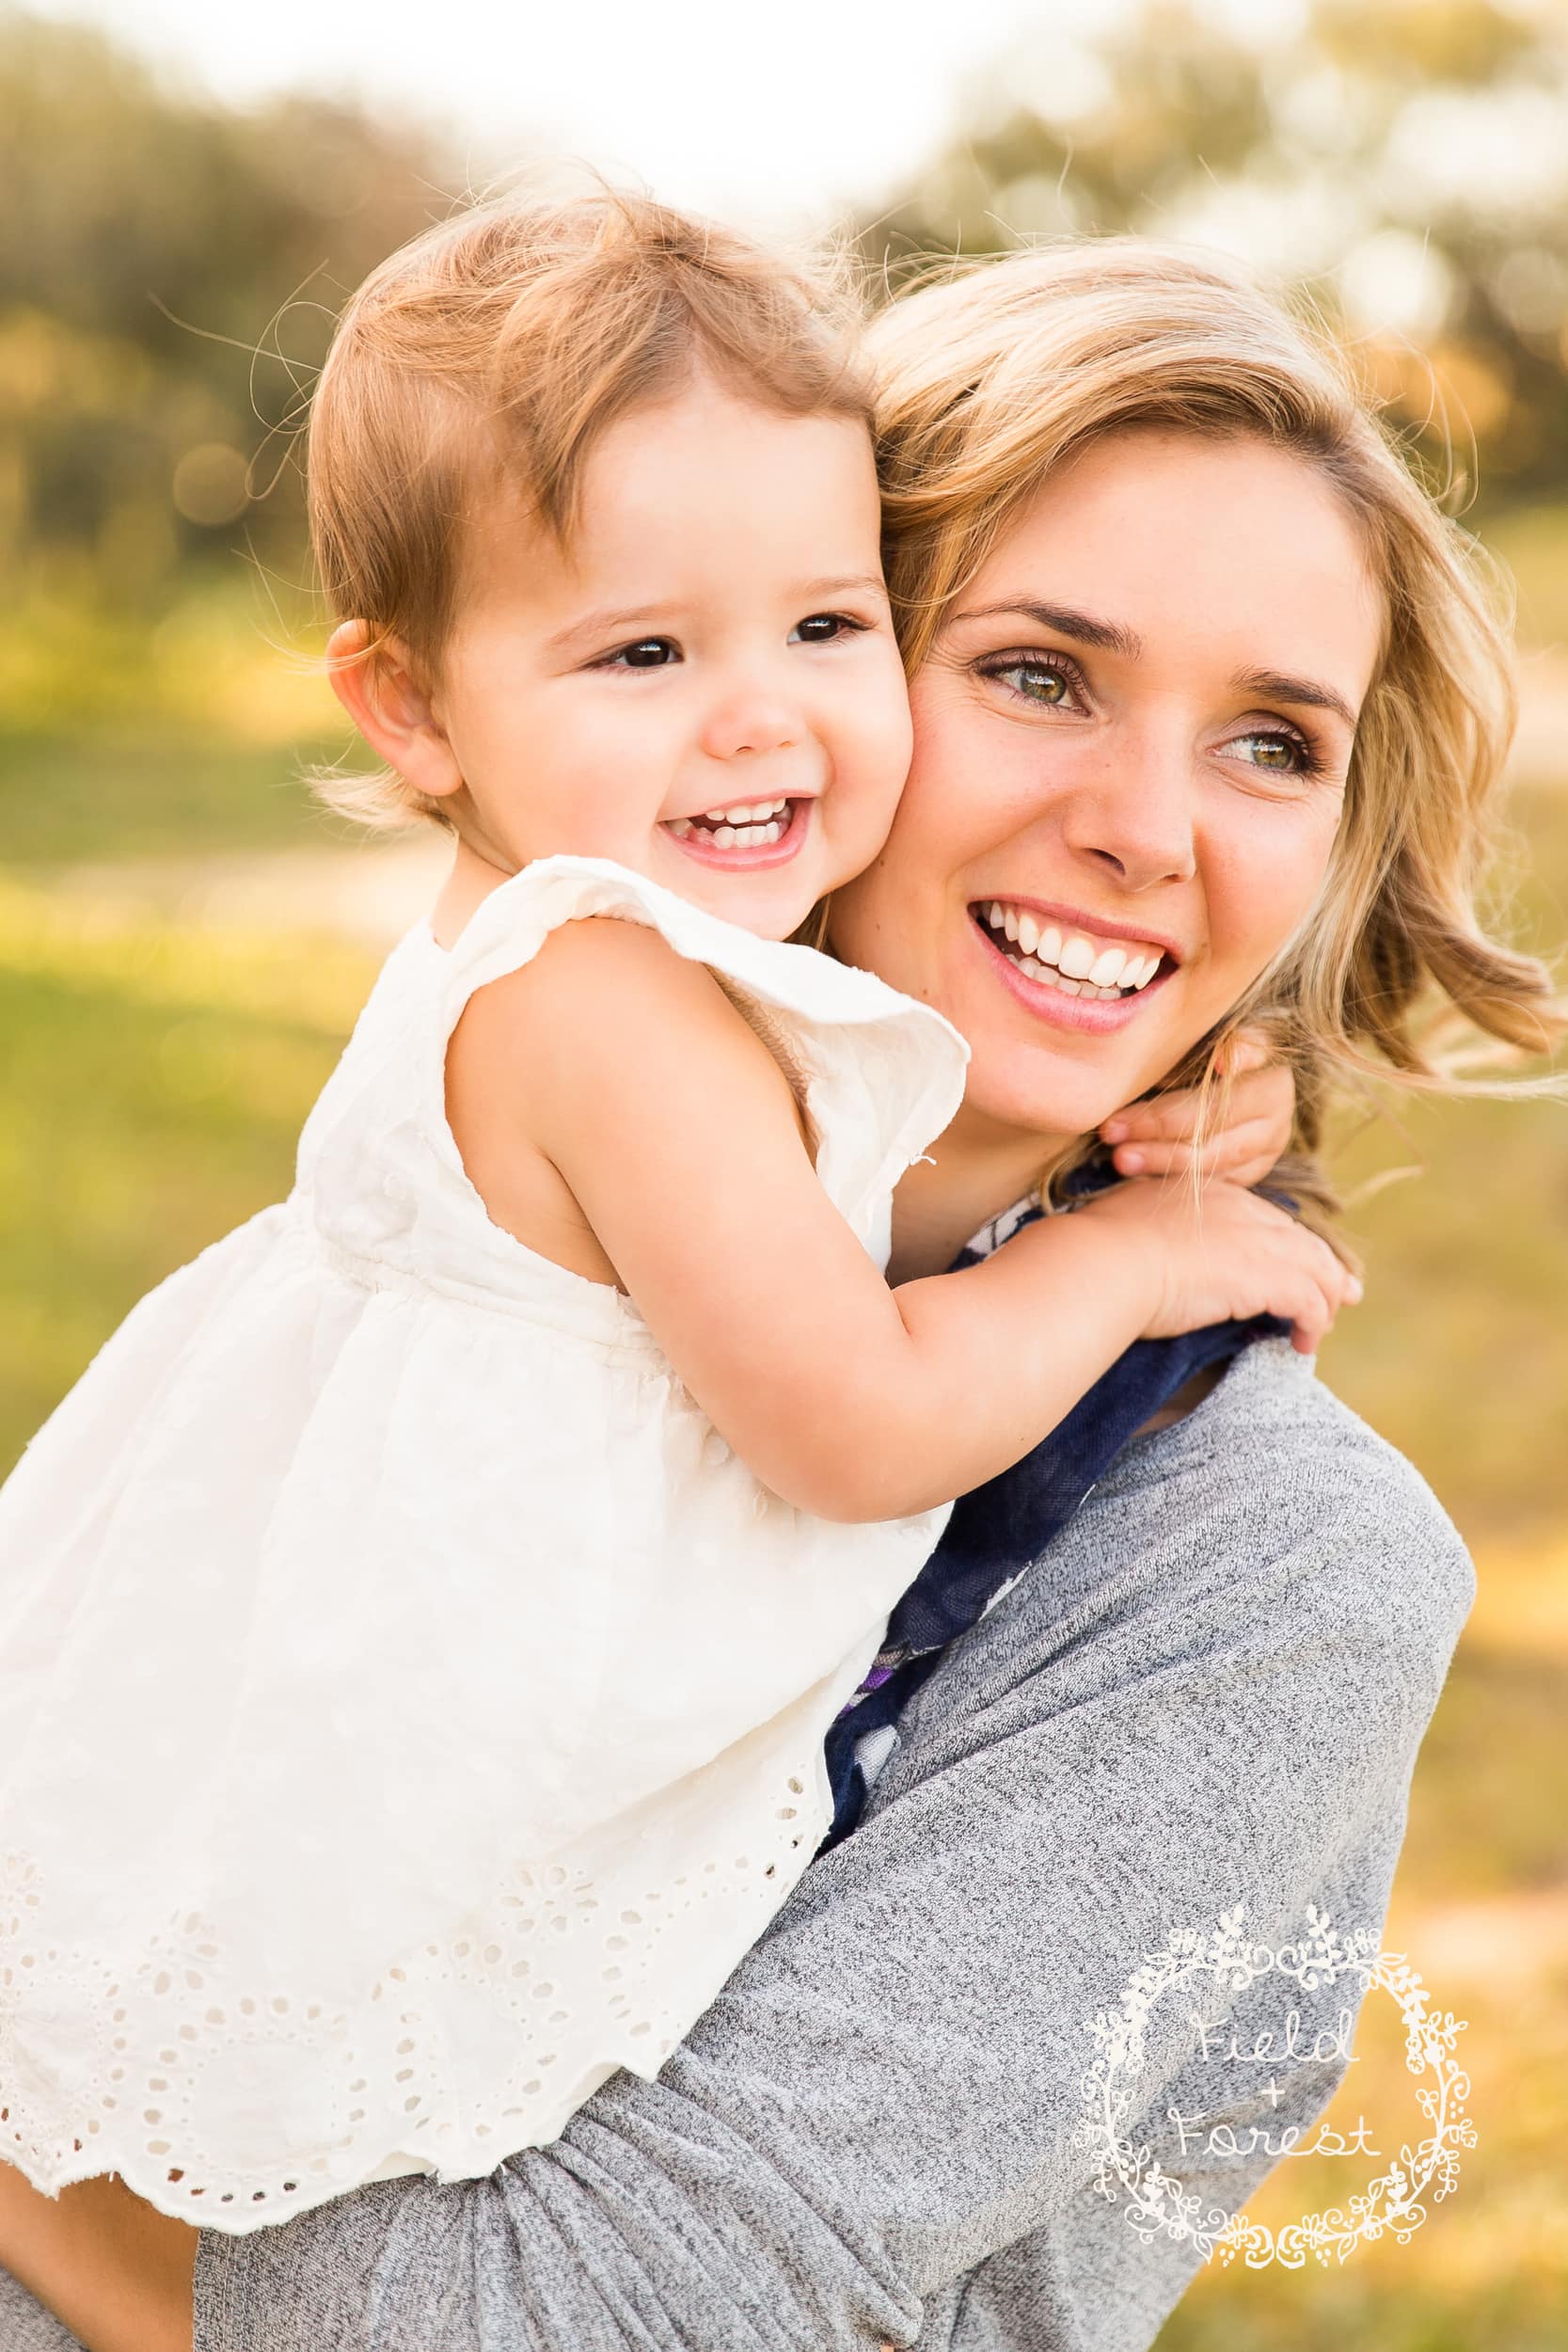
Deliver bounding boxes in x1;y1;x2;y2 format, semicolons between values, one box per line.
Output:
601;637;680;670
791;612;863;644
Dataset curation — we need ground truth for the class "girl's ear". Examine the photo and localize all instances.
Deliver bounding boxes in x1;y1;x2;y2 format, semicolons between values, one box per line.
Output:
326;621;464;802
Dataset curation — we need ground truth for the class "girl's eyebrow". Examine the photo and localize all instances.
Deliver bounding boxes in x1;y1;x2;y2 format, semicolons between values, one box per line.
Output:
794;573;889;601
546;603;680;654
548;578;888;657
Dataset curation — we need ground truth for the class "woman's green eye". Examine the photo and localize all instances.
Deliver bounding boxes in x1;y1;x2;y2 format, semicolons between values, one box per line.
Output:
994;661;1073;704
1231;730;1305;772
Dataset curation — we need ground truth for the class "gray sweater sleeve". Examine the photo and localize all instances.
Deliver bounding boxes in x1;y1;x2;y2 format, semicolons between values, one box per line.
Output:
0;1347;1473;2352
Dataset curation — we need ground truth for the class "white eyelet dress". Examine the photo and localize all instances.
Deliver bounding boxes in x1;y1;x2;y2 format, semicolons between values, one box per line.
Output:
0;854;970;2231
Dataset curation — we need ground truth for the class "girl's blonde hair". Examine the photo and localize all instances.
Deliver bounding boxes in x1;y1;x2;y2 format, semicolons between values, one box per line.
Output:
309;187;870;833
862;239;1563;1215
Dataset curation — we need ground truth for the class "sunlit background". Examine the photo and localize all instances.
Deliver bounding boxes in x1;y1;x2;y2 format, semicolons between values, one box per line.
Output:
2;2;1565;2343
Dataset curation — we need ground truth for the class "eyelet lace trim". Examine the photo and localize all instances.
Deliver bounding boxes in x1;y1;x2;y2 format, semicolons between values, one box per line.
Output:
0;1766;820;2231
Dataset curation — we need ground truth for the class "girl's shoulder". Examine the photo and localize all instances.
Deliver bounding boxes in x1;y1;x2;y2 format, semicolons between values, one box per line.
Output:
426;853;962;1049
426;857;973;1252
298;855;970;1301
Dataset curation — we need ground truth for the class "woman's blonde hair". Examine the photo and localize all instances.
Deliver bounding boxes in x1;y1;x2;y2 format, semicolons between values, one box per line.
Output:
309;186;870;832
862;239;1563;1216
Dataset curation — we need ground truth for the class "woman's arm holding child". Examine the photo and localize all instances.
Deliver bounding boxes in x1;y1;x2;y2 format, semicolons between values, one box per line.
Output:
471;918;1350;1522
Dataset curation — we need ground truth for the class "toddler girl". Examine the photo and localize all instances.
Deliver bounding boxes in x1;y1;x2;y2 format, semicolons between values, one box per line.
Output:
0;192;1350;2233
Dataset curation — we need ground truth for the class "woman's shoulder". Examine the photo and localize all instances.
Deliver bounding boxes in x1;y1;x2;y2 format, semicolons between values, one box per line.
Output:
1110;1338;1476;1640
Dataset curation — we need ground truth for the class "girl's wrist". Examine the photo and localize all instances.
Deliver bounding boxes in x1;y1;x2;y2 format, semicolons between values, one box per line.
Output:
1008;1199;1163;1346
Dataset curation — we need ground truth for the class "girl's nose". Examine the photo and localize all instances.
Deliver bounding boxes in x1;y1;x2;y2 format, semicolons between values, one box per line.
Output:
700;692;799;764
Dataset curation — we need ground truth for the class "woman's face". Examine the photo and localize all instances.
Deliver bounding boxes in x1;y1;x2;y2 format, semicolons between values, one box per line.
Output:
830;427;1386;1146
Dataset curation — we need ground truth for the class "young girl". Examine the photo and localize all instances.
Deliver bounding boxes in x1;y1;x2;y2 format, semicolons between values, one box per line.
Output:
0;192;1350;2236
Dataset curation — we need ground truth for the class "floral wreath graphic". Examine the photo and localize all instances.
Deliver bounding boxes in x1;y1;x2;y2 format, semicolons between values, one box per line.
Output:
1082;1905;1474;2267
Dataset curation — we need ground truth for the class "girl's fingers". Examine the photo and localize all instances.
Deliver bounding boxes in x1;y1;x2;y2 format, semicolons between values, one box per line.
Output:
1101;1060;1291;1151
1217;1063;1295;1157
1102;1094;1206;1148
1111;1120;1282;1181
1289;1276;1333;1354
1214;1027;1274;1078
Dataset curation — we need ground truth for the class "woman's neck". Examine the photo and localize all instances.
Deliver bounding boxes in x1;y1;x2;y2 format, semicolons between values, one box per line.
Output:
887;1104;1078;1283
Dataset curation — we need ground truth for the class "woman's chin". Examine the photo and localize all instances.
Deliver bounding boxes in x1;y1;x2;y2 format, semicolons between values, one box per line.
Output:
956;1057;1127;1151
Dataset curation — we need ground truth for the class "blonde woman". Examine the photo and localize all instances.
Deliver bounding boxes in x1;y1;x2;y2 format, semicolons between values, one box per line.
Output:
3;241;1558;2352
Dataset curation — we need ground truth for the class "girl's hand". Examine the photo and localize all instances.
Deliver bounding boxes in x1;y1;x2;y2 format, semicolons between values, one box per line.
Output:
1074;1175;1361;1356
1099;1027;1294;1187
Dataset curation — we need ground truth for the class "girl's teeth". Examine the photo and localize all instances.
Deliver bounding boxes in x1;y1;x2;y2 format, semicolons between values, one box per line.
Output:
703;799;788;825
1057;935;1096;979
1088;946;1128;988
1003;907;1020;943
666;803;791;849
1039;925;1062;965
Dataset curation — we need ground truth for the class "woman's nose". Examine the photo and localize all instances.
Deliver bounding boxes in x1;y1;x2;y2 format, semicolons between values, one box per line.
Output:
1058;733;1198;891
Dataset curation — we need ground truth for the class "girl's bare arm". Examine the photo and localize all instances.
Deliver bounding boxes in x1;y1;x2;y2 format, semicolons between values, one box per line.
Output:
457;918;1352;1522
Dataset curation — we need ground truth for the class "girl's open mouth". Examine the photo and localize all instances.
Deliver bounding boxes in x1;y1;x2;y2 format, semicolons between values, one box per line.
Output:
661;796;811;868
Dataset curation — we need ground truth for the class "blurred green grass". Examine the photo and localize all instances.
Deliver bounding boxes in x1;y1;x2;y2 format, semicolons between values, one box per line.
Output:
0;729;341;866
0;877;372;1463
1316;784;1568;1549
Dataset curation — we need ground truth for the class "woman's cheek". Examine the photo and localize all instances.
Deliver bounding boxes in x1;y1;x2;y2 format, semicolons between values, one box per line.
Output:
1206;794;1341;994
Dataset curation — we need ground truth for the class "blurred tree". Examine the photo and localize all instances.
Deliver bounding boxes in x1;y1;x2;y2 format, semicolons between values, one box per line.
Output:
0;12;454;644
863;0;1568;515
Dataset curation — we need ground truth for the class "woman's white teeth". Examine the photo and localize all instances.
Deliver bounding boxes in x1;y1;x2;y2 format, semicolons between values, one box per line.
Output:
981;902;1164;994
667;799;790;847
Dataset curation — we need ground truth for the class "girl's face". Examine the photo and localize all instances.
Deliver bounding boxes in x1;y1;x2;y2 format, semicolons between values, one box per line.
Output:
426;374;912;940
829;428;1386;1146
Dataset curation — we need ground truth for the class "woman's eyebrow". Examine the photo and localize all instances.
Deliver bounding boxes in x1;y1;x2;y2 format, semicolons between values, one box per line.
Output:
1234;667;1358;731
952;599;1144;657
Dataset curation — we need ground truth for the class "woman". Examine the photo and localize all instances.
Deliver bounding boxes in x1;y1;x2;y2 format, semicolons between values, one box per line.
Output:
2;239;1557;2352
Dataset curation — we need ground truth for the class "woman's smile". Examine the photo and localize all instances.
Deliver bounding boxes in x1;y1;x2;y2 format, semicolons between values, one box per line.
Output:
967;895;1177;1031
